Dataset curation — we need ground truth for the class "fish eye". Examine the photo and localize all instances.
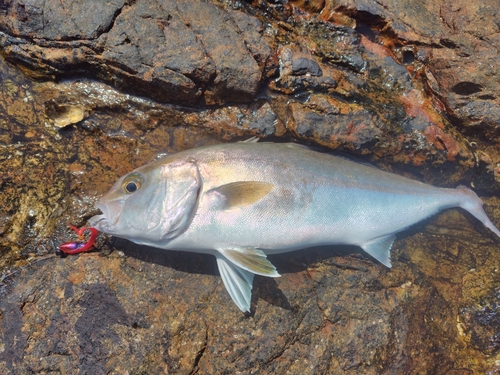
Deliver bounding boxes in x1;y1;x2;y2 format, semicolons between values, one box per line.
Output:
122;174;143;194
125;181;138;193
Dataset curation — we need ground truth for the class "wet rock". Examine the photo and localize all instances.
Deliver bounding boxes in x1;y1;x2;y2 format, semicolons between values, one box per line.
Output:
288;97;383;153
293;0;500;189
2;0;499;188
459;288;500;356
270;46;338;95
269;41;475;186
1;0;500;373
0;0;274;105
292;57;323;76
2;239;497;374
0;0;126;40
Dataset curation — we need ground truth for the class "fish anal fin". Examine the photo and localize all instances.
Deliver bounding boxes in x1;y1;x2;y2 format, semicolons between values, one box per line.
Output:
216;255;254;312
360;235;396;268
214;181;273;210
219;248;280;277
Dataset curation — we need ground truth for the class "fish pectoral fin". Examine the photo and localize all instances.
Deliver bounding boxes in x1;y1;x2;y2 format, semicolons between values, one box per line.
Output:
218;248;280;277
360;235;396;268
216;254;254;313
213;181;274;210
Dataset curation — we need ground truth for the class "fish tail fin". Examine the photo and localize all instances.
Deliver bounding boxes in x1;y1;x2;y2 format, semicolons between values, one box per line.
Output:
456;185;500;238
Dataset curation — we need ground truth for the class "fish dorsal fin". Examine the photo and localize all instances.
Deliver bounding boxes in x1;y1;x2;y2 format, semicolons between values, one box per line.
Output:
214;181;273;210
218;248;280;277
360;235;396;268
238;136;260;143
216;254;255;312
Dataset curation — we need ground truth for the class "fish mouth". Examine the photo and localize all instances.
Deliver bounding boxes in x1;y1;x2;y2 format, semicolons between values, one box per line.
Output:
89;214;111;232
89;198;124;233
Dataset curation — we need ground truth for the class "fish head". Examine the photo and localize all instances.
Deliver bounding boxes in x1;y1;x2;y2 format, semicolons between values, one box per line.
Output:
90;158;202;245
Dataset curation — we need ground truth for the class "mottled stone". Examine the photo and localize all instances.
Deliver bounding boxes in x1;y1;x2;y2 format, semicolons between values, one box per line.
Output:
0;0;273;105
285;0;500;189
292;57;323;76
459;288;500;356
1;0;500;373
2;215;500;374
0;0;126;40
269;42;475;185
2;0;499;188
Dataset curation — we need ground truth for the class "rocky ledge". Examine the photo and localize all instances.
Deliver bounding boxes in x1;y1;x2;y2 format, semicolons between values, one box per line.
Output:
1;0;500;373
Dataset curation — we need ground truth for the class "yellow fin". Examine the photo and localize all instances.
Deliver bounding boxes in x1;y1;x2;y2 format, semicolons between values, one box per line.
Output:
215;181;273;209
219;248;280;277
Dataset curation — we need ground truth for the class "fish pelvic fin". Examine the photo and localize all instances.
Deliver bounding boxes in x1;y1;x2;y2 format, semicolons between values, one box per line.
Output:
218;248;281;277
456;186;500;238
213;181;274;210
216;254;254;312
360;234;396;268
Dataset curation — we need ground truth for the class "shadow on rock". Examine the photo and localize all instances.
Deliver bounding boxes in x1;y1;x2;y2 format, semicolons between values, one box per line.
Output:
111;235;379;313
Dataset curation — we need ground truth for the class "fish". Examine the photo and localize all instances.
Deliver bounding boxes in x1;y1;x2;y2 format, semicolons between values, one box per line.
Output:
90;142;500;312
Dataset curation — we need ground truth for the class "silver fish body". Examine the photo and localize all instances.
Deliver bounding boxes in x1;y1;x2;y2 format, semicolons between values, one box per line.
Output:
90;143;500;312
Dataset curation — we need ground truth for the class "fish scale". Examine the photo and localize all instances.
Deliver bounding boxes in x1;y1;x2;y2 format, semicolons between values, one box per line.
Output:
90;142;500;312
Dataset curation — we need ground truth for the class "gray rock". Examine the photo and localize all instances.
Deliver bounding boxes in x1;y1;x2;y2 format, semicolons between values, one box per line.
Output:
0;0;272;105
292;57;323;76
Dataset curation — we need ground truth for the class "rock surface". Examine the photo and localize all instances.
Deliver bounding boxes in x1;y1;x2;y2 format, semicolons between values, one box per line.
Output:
3;0;499;185
1;0;500;373
0;0;274;105
2;228;500;374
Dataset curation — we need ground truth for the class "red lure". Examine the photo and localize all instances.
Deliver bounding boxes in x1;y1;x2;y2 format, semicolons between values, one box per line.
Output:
58;225;99;254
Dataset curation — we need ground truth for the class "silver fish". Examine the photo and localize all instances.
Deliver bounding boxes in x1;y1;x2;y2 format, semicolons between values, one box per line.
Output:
90;142;500;312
